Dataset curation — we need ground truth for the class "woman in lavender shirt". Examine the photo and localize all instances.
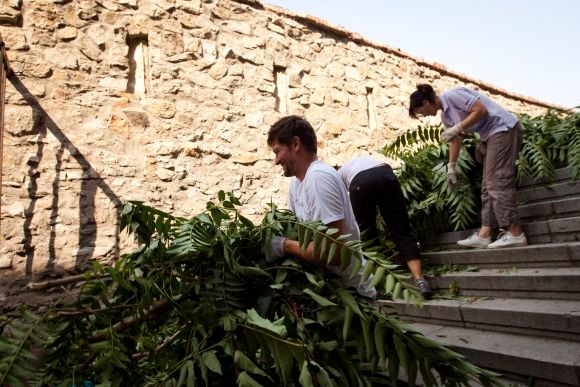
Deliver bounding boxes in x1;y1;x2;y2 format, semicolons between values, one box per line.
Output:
408;84;527;249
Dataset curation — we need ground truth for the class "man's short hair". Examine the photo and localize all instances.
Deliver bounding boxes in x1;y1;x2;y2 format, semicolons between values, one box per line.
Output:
268;115;317;154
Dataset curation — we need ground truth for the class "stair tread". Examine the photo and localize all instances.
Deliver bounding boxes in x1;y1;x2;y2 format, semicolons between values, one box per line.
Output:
429;267;580;278
422;241;580;268
409;322;580;385
424;267;580;299
381;297;580;315
412;169;580;385
424;240;580;255
410;322;580;364
423;227;580;248
517;167;575;188
519;196;580;211
381;298;580;333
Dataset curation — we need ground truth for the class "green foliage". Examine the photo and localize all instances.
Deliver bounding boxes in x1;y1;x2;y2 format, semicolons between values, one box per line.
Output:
382;123;482;238
382;109;580;238
1;192;503;386
423;262;479;277
518;109;580;181
0;311;48;386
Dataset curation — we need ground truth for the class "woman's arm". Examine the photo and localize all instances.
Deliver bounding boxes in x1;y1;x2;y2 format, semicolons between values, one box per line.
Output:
448;136;461;163
459;100;488;129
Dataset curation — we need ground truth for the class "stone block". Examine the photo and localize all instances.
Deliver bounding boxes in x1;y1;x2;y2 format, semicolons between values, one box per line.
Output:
30;28;56;47
56;26;78;41
518;202;553;220
0;4;21;25
0;255;12;269
522;221;550;236
86;23;108;47
517;181;580;204
176;0;202;14
145;99;177;119
226;20;252;35
549;217;580;233
11;53;52;78
76;33;102;61
554;198;580;216
2;29;28;50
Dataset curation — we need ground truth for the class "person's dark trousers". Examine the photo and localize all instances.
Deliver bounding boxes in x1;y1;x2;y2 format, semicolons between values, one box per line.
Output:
348;164;420;262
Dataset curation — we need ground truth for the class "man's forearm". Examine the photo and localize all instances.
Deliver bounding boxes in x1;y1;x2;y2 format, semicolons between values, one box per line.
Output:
283;236;341;267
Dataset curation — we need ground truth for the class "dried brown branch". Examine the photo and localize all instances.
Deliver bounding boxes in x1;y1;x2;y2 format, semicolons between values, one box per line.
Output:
89;298;171;342
27;273;107;290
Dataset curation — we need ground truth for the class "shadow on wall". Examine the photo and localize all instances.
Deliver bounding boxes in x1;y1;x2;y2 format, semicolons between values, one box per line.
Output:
8;75;124;274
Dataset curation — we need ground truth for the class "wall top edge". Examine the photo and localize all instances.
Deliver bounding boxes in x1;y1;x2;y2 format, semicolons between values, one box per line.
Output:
255;1;570;112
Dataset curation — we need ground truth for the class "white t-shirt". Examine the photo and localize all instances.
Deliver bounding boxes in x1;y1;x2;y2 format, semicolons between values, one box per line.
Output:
338;155;383;189
289;160;376;298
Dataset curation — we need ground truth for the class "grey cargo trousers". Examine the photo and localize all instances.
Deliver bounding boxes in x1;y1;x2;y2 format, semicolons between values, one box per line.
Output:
480;122;523;229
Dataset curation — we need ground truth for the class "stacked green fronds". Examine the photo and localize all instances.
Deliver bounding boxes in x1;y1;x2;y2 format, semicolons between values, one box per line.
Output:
0;192;503;386
0;311;48;387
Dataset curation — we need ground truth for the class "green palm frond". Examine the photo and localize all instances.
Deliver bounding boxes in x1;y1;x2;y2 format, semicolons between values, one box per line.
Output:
518;141;554;183
382;123;442;159
0;311;47;386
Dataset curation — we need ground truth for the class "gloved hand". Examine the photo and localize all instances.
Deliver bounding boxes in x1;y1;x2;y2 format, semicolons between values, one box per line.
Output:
264;235;286;263
447;162;459;190
441;124;463;142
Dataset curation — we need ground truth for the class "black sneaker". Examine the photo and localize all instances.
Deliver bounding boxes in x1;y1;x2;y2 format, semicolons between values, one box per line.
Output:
414;278;433;300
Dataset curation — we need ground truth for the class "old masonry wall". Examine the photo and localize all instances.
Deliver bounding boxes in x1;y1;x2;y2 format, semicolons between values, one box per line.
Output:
0;0;555;275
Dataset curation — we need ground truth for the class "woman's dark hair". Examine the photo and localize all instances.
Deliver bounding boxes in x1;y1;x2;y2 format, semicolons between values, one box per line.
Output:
267;115;317;154
409;84;437;118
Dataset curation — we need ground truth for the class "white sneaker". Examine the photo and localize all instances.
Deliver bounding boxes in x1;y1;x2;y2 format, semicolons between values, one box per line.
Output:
457;232;492;248
487;231;528;249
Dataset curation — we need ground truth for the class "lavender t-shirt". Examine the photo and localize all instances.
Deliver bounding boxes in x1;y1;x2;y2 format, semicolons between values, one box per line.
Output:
440;87;518;141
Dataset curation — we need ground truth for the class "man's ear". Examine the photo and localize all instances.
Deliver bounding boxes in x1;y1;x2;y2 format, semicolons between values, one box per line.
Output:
291;135;301;151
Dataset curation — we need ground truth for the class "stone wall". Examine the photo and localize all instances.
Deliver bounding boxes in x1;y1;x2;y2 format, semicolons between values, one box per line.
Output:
0;0;556;275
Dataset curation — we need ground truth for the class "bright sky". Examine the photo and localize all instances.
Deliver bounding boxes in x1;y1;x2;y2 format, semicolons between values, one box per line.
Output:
266;0;580;109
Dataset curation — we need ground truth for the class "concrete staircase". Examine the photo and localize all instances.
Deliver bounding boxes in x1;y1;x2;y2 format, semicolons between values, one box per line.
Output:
379;168;580;386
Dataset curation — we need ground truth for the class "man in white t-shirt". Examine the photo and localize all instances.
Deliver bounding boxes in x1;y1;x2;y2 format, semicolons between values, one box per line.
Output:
265;115;376;298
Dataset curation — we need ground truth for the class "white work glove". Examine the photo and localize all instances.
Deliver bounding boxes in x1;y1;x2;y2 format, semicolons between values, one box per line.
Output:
440;124;463;142
264;235;286;263
447;162;459;191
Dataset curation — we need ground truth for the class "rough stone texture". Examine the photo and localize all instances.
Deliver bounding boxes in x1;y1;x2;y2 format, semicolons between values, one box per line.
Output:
0;0;557;275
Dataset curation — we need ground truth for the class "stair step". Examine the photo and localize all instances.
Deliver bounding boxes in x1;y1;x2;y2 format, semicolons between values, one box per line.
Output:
409;323;580;386
518;167;576;188
426;267;580;300
422;217;580;249
517;179;580;204
519;197;580;222
423;241;580;268
379;298;580;342
524;216;580;244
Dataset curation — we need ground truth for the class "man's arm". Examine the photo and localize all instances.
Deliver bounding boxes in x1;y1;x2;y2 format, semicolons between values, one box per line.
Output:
282;219;347;267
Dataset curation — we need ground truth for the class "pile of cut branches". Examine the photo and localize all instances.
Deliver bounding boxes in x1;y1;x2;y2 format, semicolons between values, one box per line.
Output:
1;192;502;386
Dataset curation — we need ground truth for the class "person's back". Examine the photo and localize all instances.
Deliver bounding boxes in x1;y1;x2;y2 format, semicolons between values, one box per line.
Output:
337;154;433;299
337;155;383;189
